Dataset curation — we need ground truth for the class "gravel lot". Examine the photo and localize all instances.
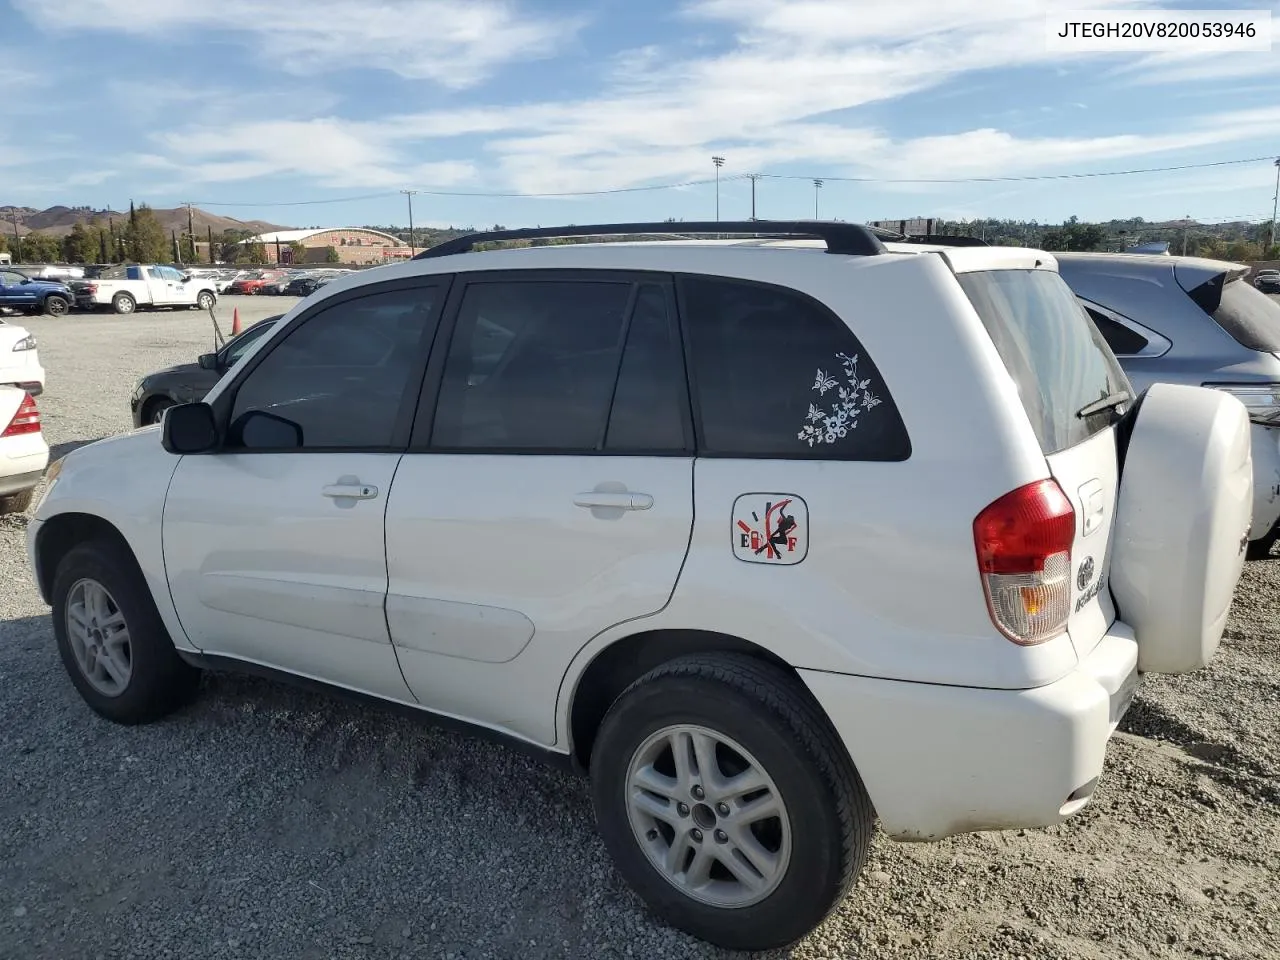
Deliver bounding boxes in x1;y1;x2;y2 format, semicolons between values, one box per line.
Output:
1;296;1278;960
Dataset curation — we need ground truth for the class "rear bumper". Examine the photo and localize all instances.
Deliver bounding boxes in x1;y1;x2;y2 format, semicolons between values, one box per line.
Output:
1249;424;1280;541
0;467;45;497
802;622;1139;841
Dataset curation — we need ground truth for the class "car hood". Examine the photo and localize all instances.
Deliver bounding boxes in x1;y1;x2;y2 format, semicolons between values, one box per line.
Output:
139;361;201;384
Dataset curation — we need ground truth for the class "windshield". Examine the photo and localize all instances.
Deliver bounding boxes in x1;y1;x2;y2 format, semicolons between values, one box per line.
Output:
958;269;1132;455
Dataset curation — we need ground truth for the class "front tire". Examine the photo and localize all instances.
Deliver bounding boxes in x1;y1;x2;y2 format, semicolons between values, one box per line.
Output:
142;396;175;425
589;653;873;952
43;295;69;317
51;540;201;724
112;292;136;315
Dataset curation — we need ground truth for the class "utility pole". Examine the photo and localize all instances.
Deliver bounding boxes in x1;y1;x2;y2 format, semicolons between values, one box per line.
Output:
748;174;761;220
207;225;214;264
9;208;20;262
813;179;823;219
1271;157;1280;251
185;202;196;262
401;189;419;255
712;156;725;221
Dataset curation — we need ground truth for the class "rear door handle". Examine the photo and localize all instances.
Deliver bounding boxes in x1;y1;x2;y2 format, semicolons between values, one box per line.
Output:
322;483;379;500
574;491;653;511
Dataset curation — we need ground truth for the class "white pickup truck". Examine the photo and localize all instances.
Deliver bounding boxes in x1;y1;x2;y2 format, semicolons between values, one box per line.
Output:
73;264;218;315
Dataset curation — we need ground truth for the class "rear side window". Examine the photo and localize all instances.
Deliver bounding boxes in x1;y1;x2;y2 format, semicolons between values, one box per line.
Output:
680;276;910;460
1189;275;1280;353
958;270;1130;455
1084;307;1150;356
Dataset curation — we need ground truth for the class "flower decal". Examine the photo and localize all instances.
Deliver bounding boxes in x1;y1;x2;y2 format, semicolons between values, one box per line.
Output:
797;352;882;447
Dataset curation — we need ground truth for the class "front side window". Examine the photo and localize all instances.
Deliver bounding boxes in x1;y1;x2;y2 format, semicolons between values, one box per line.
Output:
680;276;910;460
430;280;633;450
229;286;439;449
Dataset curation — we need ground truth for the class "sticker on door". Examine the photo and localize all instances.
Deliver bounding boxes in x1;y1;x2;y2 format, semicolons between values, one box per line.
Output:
732;494;808;565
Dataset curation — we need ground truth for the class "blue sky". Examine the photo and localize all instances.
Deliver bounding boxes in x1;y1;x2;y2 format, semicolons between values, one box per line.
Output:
3;0;1279;230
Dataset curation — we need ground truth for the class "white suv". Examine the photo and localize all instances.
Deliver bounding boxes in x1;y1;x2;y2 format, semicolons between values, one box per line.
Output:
26;222;1252;951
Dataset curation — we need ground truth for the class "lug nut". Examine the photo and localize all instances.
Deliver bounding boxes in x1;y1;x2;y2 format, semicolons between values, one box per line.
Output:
677;802;690;817
715;829;728;843
691;785;705;800
691;828;703;842
646;829;658;841
716;802;730;817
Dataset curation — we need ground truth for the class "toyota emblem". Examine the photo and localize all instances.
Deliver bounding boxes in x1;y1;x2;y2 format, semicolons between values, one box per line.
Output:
1077;556;1095;591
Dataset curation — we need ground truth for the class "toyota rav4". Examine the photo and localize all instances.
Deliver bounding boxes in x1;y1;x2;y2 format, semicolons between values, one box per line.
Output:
26;222;1252;952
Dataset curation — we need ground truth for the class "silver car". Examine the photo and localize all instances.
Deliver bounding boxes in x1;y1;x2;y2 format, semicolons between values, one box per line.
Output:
1057;252;1280;558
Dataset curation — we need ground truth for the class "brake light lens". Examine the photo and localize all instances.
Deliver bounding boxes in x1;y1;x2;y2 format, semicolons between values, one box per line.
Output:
974;479;1075;645
1;393;41;438
1203;383;1280;425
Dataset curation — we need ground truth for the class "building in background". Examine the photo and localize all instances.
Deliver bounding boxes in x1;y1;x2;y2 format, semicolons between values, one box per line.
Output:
241;228;410;265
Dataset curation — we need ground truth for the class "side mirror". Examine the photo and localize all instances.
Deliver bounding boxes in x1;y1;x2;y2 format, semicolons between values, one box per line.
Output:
161;402;219;454
231;409;303;449
197;353;220;371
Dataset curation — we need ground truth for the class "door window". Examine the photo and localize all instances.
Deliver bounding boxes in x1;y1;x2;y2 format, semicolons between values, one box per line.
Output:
680;276;910;460
228;286;440;450
430;279;635;451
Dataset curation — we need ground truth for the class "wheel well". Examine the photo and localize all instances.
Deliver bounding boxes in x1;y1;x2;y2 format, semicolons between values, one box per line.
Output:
141;395;174;420
34;513;135;604
568;629;797;770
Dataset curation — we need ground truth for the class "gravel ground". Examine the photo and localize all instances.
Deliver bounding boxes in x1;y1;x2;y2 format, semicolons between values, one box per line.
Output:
1;297;1278;960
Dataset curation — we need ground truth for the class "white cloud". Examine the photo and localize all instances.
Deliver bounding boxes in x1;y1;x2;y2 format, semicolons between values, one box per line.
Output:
14;0;583;87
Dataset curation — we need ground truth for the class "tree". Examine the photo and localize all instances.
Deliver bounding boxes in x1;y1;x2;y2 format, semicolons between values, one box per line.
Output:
20;231;61;263
237;242;268;265
123;204;168;263
288;240;307;264
62;222;96;263
324;246;341;263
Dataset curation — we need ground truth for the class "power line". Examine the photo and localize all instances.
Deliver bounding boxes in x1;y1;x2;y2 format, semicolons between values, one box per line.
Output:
181;154;1277;207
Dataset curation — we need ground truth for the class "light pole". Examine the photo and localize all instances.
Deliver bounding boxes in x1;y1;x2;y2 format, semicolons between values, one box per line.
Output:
712;156;725;221
1270;157;1279;251
747;173;761;220
401;189;419;255
813;179;823;219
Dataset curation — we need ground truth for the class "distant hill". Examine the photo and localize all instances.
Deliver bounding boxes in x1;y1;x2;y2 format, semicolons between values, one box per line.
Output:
0;204;290;237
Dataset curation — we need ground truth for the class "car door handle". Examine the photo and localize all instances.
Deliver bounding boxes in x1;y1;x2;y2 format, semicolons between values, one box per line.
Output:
322;483;379;500
574;491;653;511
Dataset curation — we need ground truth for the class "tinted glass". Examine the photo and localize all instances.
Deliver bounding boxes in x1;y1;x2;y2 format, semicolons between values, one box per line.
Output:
431;280;631;450
958;270;1131;455
223;322;274;365
1205;278;1280;353
1085;308;1150;356
681;276;910;459
229;286;438;449
605;284;687;452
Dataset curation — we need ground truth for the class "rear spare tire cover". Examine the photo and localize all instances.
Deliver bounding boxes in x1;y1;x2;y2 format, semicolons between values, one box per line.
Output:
1111;383;1252;674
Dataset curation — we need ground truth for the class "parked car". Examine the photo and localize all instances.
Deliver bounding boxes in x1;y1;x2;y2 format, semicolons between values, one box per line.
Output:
228;270;285;295
129;316;281;427
1057;252;1280;557
75;264;218;314
0;269;72;317
215;270;248;294
284;275;331;297
0;316;46;396
1;386;48;515
27;221;1250;952
263;273;298;295
1255;269;1280;294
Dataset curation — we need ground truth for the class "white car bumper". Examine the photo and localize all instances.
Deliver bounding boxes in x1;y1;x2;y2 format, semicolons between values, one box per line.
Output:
1248;423;1280;541
0;351;46;395
802;623;1140;841
0;430;49;497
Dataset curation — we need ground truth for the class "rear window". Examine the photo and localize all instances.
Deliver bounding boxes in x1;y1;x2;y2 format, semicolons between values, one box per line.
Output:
1188;275;1280;353
957;269;1131;455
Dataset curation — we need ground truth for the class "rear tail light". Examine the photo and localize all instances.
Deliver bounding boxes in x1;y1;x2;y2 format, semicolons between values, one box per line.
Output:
973;479;1075;645
1;393;41;438
83;283;98;295
1203;383;1280;425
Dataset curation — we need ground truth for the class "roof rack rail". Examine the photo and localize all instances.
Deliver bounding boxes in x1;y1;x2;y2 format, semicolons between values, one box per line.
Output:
867;225;990;248
412;220;887;260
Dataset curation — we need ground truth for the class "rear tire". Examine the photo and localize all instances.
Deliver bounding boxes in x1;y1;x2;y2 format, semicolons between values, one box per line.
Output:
197;291;215;311
51;539;201;724
112;292;136;315
0;488;34;515
589;653;873;952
